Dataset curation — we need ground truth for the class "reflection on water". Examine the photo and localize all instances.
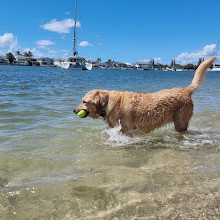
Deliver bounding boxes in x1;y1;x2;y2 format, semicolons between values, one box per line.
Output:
0;66;220;219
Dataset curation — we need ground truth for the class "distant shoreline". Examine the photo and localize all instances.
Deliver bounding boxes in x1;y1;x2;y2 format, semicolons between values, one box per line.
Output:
0;63;198;71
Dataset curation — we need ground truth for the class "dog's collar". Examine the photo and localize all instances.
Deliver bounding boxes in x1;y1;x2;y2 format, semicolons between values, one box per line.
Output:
100;100;108;118
100;110;106;117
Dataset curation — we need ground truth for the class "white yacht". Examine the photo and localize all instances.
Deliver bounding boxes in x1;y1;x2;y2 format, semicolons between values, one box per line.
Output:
208;66;220;72
61;56;92;70
61;0;92;71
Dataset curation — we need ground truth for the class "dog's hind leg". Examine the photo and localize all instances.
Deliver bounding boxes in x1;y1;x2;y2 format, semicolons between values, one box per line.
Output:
173;102;193;132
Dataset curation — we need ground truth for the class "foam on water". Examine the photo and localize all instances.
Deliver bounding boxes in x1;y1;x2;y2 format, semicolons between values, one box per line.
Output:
103;122;142;147
102;121;220;150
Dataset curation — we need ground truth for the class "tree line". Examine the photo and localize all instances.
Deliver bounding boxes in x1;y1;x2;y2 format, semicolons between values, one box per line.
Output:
168;58;205;70
5;51;33;64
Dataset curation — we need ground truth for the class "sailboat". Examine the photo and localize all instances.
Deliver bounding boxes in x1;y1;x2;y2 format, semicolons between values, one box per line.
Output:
61;0;92;70
208;40;220;72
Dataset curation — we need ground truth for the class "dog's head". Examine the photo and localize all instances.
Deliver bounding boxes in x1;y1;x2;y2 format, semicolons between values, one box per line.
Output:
74;89;109;119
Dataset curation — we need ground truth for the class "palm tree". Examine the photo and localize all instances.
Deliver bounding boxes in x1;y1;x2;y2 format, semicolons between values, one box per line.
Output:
23;51;33;66
24;51;33;59
5;53;15;64
15;51;22;63
96;57;101;63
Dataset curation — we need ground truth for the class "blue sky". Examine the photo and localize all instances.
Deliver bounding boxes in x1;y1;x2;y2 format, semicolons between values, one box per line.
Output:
0;0;220;64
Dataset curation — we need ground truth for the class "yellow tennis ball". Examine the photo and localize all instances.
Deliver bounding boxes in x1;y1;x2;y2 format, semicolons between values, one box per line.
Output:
77;110;86;118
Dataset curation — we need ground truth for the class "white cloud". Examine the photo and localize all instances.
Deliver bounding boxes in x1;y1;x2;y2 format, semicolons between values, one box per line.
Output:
48;50;57;54
41;19;81;34
175;44;217;65
153;57;162;64
139;57;162;64
32;48;45;57
35;40;55;48
62;53;69;59
22;47;51;58
94;35;104;46
79;41;94;47
21;47;71;58
0;33;18;52
60;49;69;53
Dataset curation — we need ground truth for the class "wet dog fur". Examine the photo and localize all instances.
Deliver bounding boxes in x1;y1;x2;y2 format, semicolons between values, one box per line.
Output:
74;57;216;133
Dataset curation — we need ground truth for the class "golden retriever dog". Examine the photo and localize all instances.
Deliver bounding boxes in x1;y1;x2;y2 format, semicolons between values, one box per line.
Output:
74;57;216;133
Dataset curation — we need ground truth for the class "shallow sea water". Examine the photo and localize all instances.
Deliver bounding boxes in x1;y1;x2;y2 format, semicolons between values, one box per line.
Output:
0;65;220;219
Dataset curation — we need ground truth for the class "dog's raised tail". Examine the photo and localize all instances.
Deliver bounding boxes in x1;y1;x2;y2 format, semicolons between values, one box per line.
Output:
187;57;216;93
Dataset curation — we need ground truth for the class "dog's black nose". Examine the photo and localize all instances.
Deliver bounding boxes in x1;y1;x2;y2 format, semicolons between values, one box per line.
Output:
73;109;77;114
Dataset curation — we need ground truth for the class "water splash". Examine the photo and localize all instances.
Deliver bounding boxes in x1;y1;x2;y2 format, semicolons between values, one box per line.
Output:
103;122;136;147
103;122;220;150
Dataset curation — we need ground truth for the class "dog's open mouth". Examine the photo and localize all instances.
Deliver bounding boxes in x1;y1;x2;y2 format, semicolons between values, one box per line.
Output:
74;109;89;118
82;110;89;118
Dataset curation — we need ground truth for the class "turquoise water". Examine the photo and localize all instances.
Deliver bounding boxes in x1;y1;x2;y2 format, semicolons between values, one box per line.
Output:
0;65;220;219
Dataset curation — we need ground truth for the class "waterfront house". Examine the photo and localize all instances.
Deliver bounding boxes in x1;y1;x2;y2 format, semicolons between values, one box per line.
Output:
92;62;105;69
38;57;54;66
54;59;65;67
0;55;9;65
119;62;132;69
14;55;28;66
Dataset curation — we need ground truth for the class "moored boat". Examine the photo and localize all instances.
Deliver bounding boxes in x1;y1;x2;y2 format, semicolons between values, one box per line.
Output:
61;0;92;71
61;56;92;70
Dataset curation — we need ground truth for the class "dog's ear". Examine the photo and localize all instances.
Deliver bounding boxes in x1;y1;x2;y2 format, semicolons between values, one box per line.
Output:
94;90;109;114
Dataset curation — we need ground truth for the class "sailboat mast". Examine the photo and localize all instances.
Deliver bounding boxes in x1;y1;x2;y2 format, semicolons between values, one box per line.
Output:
73;0;77;56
